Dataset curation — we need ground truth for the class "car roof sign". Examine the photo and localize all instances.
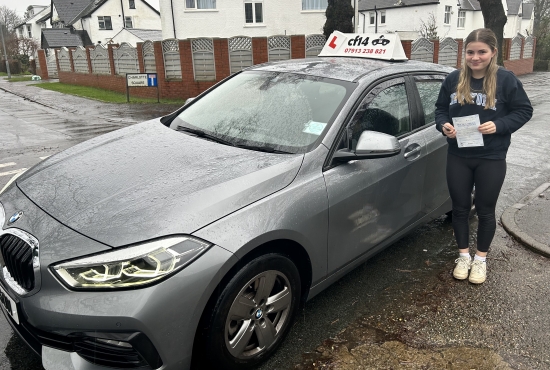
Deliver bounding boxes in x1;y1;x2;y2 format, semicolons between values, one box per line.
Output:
318;31;408;61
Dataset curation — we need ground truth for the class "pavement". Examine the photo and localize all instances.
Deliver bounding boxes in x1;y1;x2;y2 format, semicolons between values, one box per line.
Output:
1;76;548;260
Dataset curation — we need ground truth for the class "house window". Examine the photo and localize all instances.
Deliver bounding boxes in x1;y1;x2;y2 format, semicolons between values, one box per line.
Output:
380;10;386;24
457;10;465;28
444;6;451;24
27;25;32;38
245;1;263;23
129;0;135;8
98;16;113;30
186;0;216;9
125;16;133;28
369;12;375;25
302;0;327;10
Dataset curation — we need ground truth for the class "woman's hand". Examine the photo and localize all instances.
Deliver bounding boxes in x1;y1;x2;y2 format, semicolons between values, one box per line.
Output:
478;121;497;134
441;123;456;139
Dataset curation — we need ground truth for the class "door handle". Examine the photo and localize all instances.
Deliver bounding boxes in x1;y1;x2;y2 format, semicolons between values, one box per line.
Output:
403;145;421;159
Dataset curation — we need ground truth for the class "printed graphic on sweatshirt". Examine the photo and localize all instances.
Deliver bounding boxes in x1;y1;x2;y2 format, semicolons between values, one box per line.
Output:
449;92;497;110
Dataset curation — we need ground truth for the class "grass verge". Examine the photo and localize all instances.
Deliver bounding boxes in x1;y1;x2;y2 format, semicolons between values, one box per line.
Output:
7;76;34;82
30;82;186;104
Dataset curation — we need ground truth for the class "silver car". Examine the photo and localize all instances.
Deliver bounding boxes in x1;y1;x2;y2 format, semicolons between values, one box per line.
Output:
0;57;453;370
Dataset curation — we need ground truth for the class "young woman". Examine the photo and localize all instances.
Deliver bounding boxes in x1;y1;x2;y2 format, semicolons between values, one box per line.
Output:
435;28;533;284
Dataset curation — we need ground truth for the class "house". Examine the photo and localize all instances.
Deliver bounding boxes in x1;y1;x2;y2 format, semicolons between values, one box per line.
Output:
109;28;163;45
357;0;533;40
44;0;161;48
157;0;334;39
14;5;52;45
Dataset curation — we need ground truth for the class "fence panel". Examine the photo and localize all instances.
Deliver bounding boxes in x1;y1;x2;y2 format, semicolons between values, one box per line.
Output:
523;36;533;58
192;38;216;81
58;48;71;72
143;40;156;73
46;49;58;78
90;44;110;74
411;38;434;62
114;42;139;75
229;36;252;74
509;36;522;60
163;39;182;79
438;37;458;67
72;46;89;73
268;36;291;62
306;34;325;58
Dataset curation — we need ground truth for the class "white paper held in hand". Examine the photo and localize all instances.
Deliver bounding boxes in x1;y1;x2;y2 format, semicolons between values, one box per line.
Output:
452;114;484;148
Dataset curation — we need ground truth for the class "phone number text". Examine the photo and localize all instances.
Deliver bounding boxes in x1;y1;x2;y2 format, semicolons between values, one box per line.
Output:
344;48;387;55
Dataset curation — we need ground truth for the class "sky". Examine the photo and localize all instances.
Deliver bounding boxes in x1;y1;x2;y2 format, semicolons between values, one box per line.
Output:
0;0;160;18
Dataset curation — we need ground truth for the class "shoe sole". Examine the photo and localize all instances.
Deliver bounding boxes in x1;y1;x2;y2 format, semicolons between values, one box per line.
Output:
453;271;469;280
469;277;486;284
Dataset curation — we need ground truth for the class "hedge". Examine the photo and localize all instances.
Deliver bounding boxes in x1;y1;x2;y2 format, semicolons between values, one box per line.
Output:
0;59;23;75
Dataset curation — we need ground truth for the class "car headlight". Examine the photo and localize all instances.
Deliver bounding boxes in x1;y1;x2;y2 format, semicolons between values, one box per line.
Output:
0;169;27;196
52;236;211;290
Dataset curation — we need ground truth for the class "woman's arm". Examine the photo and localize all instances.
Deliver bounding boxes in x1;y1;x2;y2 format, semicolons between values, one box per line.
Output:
493;74;533;134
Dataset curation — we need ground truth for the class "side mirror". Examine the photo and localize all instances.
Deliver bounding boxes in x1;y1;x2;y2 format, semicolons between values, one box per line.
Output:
333;131;401;162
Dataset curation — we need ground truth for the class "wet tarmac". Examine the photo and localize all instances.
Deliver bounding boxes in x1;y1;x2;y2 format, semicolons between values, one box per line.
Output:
1;73;550;370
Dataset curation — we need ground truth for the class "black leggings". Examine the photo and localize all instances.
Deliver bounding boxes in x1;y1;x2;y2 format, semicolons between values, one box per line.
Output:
446;153;507;253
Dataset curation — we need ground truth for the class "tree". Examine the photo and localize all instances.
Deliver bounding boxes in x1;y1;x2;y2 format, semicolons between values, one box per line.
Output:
0;5;22;34
323;0;354;39
418;12;438;40
477;0;508;65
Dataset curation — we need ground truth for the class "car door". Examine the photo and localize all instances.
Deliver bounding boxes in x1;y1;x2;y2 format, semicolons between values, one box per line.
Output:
323;77;428;274
410;74;450;217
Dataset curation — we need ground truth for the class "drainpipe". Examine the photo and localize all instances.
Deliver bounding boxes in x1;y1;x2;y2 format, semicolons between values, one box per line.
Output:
362;12;366;32
354;0;359;32
374;5;378;33
170;0;176;38
120;0;126;28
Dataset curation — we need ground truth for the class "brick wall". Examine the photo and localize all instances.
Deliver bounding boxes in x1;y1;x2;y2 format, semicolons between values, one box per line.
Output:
49;34;537;100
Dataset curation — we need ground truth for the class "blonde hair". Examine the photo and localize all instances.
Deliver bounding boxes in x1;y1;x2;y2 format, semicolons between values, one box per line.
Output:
456;28;498;109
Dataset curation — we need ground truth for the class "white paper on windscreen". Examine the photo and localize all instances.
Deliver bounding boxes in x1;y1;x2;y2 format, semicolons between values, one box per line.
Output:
452;114;484;148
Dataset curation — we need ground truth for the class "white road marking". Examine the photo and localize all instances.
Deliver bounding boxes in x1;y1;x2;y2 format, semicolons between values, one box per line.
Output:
0;162;16;169
0;168;27;177
39;156;50;160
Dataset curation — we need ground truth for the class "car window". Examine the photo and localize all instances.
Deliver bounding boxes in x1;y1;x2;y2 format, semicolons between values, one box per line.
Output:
348;78;410;150
414;76;445;127
172;71;353;153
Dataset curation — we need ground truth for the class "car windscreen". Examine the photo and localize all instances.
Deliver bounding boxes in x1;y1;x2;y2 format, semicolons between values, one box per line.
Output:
171;71;354;153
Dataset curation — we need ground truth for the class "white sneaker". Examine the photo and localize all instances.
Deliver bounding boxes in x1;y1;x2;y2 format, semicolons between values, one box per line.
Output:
469;260;487;284
453;256;471;280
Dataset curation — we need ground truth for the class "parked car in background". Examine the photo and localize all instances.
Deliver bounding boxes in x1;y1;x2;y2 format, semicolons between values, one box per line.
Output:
0;33;453;370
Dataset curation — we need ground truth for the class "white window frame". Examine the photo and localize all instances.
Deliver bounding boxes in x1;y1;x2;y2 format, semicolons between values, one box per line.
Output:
98;16;113;30
444;6;451;24
380;10;386;24
27;24;32;38
185;0;217;10
245;1;263;24
369;12;375;25
124;16;133;28
302;0;327;11
457;10;465;28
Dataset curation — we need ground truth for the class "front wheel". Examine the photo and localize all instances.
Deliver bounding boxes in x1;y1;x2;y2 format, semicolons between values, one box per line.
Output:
198;254;301;369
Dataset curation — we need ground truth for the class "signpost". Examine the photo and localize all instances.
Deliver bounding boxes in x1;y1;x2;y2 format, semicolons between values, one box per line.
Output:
126;73;159;103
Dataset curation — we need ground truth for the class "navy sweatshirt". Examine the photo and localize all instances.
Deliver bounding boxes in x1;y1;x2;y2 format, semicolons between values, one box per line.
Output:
434;68;533;159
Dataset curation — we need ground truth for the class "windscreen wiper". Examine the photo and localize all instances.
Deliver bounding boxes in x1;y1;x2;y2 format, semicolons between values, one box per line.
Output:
176;125;234;146
235;144;291;154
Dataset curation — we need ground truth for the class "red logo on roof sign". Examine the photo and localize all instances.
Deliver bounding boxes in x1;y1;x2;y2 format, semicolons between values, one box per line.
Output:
328;36;338;49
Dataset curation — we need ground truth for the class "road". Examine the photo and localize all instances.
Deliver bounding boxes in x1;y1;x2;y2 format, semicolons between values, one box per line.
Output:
0;74;549;370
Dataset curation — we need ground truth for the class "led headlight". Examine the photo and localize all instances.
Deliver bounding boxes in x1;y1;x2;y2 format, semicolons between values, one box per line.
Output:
52;236;211;289
0;169;27;196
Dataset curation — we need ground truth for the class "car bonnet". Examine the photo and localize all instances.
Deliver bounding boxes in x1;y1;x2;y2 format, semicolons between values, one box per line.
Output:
17;120;304;247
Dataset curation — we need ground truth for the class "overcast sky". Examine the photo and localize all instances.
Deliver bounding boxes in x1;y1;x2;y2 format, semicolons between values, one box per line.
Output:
0;0;160;18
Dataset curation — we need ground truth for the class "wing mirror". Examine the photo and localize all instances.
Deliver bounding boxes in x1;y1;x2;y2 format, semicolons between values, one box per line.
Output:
334;131;401;161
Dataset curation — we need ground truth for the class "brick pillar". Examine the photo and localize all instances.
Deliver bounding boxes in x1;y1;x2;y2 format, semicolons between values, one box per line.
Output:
252;37;268;65
107;44;118;75
153;41;166;98
503;38;511;62
69;48;76;72
432;39;439;64
137;42;145;73
456;39;463;69
400;40;412;60
290;35;305;59
37;49;49;80
213;38;230;81
85;46;93;74
180;39;195;98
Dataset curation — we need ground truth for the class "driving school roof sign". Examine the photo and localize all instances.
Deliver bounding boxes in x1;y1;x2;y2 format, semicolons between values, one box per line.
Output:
319;31;408;61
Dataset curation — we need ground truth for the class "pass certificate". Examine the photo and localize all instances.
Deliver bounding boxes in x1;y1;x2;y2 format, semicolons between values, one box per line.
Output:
452;114;484;148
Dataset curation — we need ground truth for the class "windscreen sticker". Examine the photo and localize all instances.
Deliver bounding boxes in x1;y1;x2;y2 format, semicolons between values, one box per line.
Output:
303;121;327;135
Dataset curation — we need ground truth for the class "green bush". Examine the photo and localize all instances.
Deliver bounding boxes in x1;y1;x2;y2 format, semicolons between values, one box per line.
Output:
0;59;23;75
534;59;550;71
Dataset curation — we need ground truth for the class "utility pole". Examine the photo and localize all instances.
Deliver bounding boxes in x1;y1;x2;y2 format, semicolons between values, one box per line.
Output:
0;23;11;79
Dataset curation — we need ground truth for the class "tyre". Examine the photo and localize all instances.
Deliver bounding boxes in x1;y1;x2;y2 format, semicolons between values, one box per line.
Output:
198;254;301;369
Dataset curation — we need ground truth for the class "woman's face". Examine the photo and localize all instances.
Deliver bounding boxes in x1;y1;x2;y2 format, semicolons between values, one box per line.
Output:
465;41;497;77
